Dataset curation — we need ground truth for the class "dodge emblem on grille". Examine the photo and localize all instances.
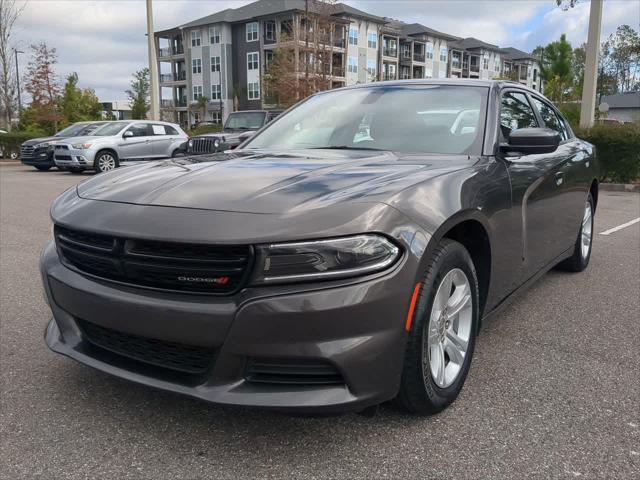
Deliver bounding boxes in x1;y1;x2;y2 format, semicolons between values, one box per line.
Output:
177;276;230;285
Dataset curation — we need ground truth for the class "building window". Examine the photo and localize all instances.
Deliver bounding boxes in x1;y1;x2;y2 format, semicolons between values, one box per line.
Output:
452;51;461;68
348;56;358;73
366;58;376;77
192;58;202;74
483;56;489;70
246;22;258;42
439;47;447;62
426;42;434;60
265;50;274;71
210;111;221;124
265;21;276;41
367;32;377;49
349;27;358;45
211;56;220;72
533;68;537;81
495;57;500;72
247;52;259;71
193;85;203;101
211;84;221;100
247;82;260;100
191;30;201;47
209;26;220;44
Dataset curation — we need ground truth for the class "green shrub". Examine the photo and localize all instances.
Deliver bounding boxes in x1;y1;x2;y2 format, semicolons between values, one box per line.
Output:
188;124;223;136
558;103;581;129
0;131;47;158
575;123;640;183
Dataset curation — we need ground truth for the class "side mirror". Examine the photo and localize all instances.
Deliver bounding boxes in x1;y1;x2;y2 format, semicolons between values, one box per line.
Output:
501;128;560;155
123;131;134;138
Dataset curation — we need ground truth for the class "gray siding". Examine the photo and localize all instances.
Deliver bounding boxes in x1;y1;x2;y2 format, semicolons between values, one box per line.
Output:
358;48;367;83
232;23;262;110
202;46;211;98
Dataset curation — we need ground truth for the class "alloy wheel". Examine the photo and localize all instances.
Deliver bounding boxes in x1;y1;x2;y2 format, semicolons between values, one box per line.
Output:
424;268;473;388
581;201;593;260
98;154;116;172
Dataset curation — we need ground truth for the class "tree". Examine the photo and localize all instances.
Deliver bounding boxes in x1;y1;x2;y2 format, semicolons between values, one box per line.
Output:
126;68;150;119
263;0;339;107
0;0;24;131
540;34;574;103
23;42;62;132
59;72;102;125
191;95;209;124
602;25;640;93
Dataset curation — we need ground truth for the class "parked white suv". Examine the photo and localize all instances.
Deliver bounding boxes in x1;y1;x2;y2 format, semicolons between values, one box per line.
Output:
54;120;188;173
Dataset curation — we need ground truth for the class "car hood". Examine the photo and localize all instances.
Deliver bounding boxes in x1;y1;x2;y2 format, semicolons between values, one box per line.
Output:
22;136;59;146
77;149;473;214
197;130;255;141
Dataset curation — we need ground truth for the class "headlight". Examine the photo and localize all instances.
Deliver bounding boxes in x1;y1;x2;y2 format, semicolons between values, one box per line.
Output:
72;143;92;149
34;141;56;149
252;234;401;284
213;138;221;148
188;139;193;147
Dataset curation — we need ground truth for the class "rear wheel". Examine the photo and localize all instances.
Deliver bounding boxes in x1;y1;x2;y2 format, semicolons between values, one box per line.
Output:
557;193;594;272
396;239;479;415
94;151;119;173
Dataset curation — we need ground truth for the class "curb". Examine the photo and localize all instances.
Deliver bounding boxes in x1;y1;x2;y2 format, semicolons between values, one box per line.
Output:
0;161;21;167
600;183;640;193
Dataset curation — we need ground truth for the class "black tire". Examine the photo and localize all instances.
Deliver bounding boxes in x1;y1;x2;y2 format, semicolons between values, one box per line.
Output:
396;239;479;415
557;193;594;272
57;166;68;171
171;149;183;158
35;165;51;171
68;167;83;174
94;150;119;173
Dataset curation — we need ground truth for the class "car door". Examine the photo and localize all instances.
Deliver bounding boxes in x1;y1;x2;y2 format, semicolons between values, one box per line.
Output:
497;89;570;282
119;123;154;159
529;95;590;252
149;124;172;158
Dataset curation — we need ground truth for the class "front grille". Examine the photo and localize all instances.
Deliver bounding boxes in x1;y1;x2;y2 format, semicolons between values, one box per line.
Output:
20;145;35;159
190;137;220;154
55;226;252;294
245;358;344;386
55;155;72;161
77;319;216;374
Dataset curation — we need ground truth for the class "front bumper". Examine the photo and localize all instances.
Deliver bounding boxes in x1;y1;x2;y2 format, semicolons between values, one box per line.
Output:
41;241;415;413
21;147;54;167
54;147;94;169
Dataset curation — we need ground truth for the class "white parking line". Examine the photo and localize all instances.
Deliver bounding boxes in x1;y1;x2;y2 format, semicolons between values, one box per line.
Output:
599;217;640;235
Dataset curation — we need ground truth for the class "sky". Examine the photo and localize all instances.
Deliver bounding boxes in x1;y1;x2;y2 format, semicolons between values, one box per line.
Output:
11;0;639;102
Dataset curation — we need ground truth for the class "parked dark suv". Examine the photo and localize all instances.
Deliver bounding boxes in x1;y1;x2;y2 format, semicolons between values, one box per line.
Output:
42;80;597;415
187;110;281;154
20;121;108;171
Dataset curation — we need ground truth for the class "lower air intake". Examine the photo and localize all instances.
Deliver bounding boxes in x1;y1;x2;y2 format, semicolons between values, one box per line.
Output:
245;358;344;386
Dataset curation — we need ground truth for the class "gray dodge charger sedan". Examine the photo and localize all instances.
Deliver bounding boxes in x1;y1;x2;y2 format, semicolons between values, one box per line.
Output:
41;80;598;415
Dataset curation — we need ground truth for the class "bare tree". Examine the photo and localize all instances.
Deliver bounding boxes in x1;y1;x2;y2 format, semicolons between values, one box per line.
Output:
24;42;62;132
0;0;24;131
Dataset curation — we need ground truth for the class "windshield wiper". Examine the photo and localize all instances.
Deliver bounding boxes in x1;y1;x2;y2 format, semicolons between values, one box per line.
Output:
309;145;384;151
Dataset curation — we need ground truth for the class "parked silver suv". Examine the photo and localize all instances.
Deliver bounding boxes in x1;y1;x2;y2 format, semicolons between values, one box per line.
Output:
54;120;188;173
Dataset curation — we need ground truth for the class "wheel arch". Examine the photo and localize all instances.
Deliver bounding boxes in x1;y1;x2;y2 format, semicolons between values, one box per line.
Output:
419;210;493;318
589;178;598;212
94;148;119;161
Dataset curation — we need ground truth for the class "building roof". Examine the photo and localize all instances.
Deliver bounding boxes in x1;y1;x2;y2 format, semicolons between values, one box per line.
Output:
450;37;501;52
401;22;460;41
501;46;537;61
176;0;382;30
601;92;640;109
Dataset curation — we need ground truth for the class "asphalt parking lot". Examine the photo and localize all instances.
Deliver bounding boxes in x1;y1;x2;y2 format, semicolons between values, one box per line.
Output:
1;164;639;479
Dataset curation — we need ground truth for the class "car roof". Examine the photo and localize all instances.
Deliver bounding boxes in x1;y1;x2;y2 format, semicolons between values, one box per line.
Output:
102;120;181;127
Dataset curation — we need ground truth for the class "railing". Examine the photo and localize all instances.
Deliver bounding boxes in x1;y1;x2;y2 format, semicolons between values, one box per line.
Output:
333;38;345;48
383;47;397;58
413;53;425;63
401;50;412;61
159;47;171;57
383;73;396;81
470;63;480;73
331;66;345;77
158;46;184;57
160;98;187;108
160;71;187;83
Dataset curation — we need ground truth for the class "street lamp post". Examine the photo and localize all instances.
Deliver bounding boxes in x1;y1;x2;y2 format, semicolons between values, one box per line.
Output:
579;0;603;128
146;0;160;120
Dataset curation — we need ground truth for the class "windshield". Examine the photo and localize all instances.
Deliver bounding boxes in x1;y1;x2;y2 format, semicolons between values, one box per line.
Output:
91;122;129;136
55;123;91;137
224;112;266;130
244;85;488;155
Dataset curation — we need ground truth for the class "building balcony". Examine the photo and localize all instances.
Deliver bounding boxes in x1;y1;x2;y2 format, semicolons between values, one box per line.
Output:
332;66;345;77
160;98;187;109
160;71;187;84
413;53;425;63
400;50;412;62
158;46;185;59
383;47;398;58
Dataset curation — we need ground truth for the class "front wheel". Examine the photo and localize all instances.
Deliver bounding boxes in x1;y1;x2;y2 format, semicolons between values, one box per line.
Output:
396;239;479;415
35;165;51;171
94;151;119;173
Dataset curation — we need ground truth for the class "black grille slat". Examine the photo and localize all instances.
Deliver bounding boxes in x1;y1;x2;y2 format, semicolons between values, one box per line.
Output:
77;319;216;374
191;138;219;154
20;145;35;159
246;358;344;386
54;226;252;294
55;155;72;161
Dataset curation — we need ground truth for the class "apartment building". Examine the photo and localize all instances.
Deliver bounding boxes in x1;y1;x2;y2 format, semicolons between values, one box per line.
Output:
155;0;543;127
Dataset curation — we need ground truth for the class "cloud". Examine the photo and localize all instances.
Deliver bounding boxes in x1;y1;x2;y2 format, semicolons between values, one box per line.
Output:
12;0;638;102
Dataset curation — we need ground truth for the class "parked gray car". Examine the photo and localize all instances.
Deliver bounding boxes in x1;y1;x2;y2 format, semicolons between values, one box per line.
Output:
53;120;188;173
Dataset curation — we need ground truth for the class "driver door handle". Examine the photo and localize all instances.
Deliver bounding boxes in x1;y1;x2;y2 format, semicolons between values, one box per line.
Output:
555;172;564;186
